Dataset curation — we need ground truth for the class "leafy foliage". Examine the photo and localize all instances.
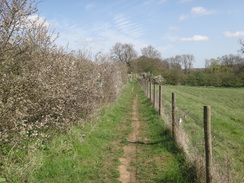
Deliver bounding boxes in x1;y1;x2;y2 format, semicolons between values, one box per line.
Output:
131;56;169;75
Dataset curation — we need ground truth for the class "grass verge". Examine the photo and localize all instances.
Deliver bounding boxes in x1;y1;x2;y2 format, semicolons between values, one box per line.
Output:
1;82;135;183
134;82;198;182
1;81;199;182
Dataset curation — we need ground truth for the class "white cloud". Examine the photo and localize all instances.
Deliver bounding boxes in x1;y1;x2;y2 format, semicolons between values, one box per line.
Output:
158;44;175;55
84;37;104;43
99;29;147;50
48;16;148;55
27;14;50;27
91;22;111;33
223;31;244;37
163;33;178;42
180;35;209;41
191;6;216;16
114;14;145;37
49;19;87;49
179;14;189;21
179;6;216;20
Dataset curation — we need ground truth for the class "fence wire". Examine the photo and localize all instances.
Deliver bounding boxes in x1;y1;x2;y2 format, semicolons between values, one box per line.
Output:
138;79;244;183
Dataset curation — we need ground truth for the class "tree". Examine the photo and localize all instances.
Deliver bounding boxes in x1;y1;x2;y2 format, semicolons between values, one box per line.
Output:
205;58;220;73
206;55;244;74
162;69;185;85
131;56;168;75
240;39;244;54
110;42;137;72
220;54;238;67
181;54;195;74
166;56;181;70
0;0;38;63
219;54;244;73
164;56;184;85
141;45;161;59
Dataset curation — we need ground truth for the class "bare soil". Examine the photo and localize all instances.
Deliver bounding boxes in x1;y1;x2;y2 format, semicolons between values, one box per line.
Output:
118;94;140;183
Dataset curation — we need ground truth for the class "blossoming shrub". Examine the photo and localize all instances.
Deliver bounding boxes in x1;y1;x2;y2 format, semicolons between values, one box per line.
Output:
0;0;127;159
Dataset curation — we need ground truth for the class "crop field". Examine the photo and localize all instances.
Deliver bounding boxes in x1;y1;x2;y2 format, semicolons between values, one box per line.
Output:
159;85;244;181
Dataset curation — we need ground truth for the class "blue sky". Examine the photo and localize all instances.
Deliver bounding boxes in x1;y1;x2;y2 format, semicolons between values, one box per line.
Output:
38;0;244;68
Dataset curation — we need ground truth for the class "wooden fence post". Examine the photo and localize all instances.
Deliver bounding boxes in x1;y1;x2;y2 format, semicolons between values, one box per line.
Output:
159;85;161;116
153;83;156;107
204;106;213;183
145;80;147;92
146;80;148;98
147;80;149;98
144;80;146;92
143;79;145;91
172;93;176;137
150;82;152;101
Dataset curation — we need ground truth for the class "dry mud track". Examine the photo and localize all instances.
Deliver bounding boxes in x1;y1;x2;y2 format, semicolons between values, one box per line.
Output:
118;92;139;183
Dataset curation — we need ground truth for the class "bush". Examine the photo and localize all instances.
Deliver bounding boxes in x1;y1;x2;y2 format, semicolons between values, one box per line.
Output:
0;0;128;159
162;70;185;85
185;71;243;87
0;50;127;147
220;72;243;87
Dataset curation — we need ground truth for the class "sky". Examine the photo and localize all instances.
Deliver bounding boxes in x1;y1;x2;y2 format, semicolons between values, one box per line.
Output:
38;0;244;68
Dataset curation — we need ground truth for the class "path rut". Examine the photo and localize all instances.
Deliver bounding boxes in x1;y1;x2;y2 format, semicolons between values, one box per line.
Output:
118;93;140;183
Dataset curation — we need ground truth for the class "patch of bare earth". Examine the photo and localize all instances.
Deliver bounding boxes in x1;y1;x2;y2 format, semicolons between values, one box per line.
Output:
118;94;140;183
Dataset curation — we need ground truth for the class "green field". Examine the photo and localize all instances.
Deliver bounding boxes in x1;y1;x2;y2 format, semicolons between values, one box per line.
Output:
158;85;244;181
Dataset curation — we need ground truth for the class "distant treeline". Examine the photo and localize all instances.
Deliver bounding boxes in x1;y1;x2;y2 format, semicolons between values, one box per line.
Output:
130;54;244;87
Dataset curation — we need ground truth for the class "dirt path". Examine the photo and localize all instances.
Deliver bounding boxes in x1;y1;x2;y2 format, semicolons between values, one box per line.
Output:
116;83;197;183
118;93;140;183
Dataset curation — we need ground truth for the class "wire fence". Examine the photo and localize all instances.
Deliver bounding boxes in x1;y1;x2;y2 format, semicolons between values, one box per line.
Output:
138;78;244;183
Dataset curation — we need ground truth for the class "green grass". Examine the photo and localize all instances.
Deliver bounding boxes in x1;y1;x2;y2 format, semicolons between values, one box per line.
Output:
2;83;135;183
134;83;198;182
158;85;244;180
1;81;199;182
29;83;136;183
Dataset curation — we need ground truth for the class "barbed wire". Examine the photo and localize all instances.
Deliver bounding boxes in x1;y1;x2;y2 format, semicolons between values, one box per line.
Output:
211;130;239;151
176;105;203;126
175;104;239;153
138;79;243;182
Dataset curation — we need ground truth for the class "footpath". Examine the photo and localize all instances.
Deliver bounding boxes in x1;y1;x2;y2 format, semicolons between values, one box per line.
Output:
6;81;197;182
115;82;197;183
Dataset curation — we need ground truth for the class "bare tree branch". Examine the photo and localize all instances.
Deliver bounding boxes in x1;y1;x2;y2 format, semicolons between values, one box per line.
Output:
141;45;161;59
240;39;244;54
110;42;137;71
